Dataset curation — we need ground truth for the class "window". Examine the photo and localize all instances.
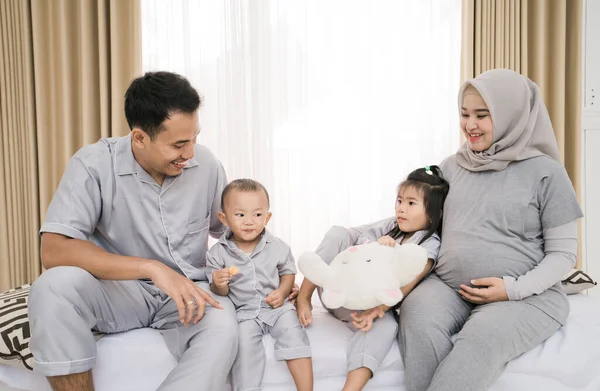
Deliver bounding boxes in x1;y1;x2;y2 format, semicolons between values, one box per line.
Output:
142;0;462;254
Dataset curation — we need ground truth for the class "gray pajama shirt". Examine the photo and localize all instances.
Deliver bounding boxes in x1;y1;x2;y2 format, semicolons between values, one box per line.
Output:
314;221;441;374
28;135;238;391
207;230;311;391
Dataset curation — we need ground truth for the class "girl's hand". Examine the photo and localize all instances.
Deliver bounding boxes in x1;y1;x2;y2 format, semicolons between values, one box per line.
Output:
351;305;390;331
288;283;300;305
459;277;509;304
377;235;396;247
296;297;313;327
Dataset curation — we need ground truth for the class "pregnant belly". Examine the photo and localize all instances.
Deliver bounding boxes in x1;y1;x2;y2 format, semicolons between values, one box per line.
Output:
435;256;483;291
435;245;532;291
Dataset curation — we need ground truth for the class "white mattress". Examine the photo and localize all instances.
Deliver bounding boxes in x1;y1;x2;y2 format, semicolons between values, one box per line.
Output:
2;294;600;391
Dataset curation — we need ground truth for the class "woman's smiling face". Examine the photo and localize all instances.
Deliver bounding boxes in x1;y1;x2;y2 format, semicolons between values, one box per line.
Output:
460;88;493;152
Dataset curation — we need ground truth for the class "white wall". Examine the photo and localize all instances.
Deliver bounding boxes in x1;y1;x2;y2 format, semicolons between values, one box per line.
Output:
582;0;600;297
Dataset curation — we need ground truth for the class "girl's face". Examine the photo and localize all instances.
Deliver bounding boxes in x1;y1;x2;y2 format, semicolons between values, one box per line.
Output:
395;185;429;236
460;91;494;152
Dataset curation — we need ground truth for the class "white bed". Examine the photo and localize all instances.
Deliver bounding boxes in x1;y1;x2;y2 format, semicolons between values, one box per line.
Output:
2;293;600;391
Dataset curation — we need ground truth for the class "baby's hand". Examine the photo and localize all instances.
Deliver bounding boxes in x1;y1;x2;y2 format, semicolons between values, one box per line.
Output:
212;269;232;289
265;289;284;308
296;297;313;327
377;235;396;247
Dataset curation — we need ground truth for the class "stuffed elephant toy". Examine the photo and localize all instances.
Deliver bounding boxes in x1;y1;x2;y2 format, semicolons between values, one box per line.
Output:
298;241;428;310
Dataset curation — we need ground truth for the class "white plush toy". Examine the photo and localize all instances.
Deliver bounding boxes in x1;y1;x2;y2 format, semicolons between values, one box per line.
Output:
298;242;428;310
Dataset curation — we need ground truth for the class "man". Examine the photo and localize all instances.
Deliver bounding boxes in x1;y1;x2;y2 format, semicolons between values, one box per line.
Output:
29;71;237;391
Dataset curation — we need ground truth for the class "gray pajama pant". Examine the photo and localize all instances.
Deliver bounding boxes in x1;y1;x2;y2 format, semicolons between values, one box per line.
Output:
28;266;238;391
315;226;398;375
399;274;561;391
232;310;311;391
335;309;398;374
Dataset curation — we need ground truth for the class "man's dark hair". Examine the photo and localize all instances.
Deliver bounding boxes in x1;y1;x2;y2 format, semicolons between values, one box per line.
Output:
221;179;270;212
124;71;202;139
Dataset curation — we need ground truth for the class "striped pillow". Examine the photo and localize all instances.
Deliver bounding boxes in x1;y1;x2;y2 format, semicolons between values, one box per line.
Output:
562;269;597;295
0;284;33;369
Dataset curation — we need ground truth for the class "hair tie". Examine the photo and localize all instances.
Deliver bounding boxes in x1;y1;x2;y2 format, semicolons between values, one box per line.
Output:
425;165;433;175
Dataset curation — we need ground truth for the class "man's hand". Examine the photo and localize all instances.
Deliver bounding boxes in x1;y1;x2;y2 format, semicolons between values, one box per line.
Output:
296;297;313;327
148;262;222;326
351;305;389;331
265;289;284;308
459;277;509;304
377;235;396;247
212;268;232;289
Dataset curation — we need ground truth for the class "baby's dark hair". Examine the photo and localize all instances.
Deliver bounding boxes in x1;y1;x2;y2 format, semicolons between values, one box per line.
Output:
386;165;450;245
221;179;270;212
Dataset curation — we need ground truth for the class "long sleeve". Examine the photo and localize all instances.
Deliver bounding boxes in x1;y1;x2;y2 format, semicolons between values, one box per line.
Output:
352;217;397;244
315;217;396;265
503;220;578;300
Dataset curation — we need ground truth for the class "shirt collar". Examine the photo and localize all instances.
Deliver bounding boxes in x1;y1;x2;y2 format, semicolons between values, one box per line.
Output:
218;228;275;248
401;229;440;244
115;134;199;176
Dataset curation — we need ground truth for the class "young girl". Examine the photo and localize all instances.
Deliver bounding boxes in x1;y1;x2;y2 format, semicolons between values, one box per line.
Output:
296;166;450;391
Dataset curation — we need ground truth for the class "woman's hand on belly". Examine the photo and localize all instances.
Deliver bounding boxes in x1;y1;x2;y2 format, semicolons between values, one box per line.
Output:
458;277;509;304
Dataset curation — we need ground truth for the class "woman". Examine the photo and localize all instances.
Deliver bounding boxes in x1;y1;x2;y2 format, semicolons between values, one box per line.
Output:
397;69;583;391
302;69;582;391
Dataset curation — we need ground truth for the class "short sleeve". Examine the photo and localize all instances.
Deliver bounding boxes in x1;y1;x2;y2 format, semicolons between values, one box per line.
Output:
205;247;225;284
439;155;457;183
538;167;583;230
419;235;441;263
278;246;297;276
209;161;228;238
40;157;101;240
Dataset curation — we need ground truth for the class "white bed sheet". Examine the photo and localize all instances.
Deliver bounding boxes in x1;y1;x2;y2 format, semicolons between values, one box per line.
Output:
2;294;599;391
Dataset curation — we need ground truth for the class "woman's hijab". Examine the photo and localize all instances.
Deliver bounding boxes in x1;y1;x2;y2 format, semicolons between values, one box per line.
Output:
456;68;561;172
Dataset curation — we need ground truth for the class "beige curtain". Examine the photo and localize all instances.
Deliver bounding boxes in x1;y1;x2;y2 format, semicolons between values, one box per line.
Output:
0;0;39;291
31;0;142;225
461;0;583;267
0;0;141;292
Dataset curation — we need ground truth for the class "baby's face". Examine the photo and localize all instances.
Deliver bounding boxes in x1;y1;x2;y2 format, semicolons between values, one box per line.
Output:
221;190;271;244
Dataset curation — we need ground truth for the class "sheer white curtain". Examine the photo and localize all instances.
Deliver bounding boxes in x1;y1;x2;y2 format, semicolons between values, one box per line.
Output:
142;0;461;257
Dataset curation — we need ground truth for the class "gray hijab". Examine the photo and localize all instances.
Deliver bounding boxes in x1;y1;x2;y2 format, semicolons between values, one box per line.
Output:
456;69;561;172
